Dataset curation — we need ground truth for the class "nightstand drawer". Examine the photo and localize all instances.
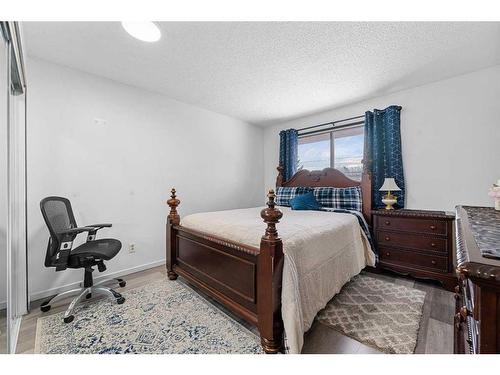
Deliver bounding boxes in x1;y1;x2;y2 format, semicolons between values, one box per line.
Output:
377;216;447;235
379;247;448;272
377;230;448;253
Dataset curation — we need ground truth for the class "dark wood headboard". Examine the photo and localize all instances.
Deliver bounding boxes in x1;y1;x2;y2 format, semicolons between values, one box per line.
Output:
276;166;372;225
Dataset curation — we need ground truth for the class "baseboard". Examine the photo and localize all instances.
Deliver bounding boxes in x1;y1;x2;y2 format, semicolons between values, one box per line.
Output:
29;259;166;302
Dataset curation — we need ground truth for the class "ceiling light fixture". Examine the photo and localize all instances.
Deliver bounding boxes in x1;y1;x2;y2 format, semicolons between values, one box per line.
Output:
121;22;161;42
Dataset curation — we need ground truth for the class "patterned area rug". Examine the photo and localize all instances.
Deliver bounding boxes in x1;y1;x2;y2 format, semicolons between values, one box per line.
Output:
316;273;426;354
34;280;263;354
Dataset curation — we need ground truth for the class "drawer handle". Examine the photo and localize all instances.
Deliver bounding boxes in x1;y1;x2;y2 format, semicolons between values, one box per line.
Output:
385;252;390;257
430;225;436;230
384;236;391;241
456;266;469;279
384;220;390;225
460;306;471;319
430;242;436;248
431;260;436;265
455;312;465;327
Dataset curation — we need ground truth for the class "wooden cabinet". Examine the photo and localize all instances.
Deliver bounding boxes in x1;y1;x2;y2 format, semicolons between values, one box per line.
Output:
454;205;500;354
372;209;456;291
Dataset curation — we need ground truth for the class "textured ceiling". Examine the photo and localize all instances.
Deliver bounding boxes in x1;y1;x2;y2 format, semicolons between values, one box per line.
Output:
23;22;500;126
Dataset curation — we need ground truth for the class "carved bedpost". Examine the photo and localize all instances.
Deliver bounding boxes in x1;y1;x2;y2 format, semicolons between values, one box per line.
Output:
276;166;284;187
257;189;284;353
166;188;180;280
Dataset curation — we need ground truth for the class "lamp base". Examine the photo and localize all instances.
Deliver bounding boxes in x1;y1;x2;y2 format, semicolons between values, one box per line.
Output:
381;195;397;210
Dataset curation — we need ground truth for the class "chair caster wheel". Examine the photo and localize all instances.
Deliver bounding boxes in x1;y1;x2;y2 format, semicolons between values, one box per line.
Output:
86;293;92;299
116;297;125;305
40;304;51;312
63;315;74;323
118;281;126;288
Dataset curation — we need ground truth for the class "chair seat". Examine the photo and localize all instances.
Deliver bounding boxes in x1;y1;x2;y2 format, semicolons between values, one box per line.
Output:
70;239;122;261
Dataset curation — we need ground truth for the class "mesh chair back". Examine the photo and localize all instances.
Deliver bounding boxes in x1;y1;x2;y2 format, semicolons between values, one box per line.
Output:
40;197;78;266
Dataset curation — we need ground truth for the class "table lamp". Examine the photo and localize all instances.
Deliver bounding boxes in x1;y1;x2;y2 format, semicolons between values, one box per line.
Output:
379;177;401;210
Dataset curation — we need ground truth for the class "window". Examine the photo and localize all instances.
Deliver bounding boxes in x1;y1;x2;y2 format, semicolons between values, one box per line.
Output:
297;133;330;170
298;125;364;181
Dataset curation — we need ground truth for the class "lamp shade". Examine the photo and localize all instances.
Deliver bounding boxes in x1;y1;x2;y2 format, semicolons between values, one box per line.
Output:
379;178;401;192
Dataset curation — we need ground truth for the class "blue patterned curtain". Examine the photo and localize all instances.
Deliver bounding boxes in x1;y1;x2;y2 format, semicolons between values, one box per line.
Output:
279;128;299;182
364;106;405;209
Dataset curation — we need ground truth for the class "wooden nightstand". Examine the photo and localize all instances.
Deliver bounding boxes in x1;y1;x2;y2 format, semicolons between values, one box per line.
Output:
372;209;457;291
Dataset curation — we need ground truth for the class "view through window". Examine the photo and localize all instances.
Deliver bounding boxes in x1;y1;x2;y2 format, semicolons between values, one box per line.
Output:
297;125;364;181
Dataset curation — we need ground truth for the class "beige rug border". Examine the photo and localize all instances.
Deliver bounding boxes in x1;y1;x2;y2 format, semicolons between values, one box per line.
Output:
33;279;260;354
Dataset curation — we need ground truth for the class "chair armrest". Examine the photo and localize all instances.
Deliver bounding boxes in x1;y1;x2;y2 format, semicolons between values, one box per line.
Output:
53;227;94;271
87;223;112;229
83;224;112;242
57;226;95;236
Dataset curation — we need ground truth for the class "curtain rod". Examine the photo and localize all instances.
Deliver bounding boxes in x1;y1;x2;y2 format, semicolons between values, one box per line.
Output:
298;120;364;137
296;114;364;133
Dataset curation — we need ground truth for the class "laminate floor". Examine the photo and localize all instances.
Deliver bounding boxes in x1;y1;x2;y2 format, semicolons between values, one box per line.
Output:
16;266;454;354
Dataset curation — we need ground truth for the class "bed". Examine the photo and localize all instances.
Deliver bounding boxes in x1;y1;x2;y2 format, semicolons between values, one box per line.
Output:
166;166;374;353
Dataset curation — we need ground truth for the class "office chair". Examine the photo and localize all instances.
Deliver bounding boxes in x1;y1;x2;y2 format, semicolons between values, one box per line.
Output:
40;196;126;323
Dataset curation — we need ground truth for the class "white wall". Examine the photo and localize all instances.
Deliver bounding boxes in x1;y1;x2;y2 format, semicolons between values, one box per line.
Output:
27;58;264;299
264;64;500;212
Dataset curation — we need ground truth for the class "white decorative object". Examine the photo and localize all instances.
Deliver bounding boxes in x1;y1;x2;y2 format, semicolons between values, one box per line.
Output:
379;177;401;210
489;179;500;211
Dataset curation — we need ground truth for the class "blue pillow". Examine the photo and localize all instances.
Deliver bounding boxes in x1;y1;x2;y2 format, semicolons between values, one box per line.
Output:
289;192;322;211
275;186;313;207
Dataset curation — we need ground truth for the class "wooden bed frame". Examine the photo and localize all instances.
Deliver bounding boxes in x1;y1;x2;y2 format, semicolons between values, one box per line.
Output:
166;166;371;353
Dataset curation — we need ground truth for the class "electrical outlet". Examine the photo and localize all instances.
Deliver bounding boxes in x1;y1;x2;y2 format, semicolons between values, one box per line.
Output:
128;243;136;253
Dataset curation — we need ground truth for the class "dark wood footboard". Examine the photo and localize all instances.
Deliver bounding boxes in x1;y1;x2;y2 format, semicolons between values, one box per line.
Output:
166;189;284;353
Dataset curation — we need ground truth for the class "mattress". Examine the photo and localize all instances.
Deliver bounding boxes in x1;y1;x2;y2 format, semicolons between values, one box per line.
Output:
181;206;376;353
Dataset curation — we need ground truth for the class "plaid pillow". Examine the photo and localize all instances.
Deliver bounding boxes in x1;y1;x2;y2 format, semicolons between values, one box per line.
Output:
312;186;363;212
275;187;313;207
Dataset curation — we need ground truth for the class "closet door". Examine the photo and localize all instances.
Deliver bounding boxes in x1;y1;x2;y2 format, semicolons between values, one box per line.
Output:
7;54;28;354
0;23;8;355
1;21;27;354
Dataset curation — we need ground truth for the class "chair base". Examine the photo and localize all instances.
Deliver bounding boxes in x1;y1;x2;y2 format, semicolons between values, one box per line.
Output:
40;278;126;323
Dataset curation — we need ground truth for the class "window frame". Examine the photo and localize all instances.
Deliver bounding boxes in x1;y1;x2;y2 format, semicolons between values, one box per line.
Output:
297;123;365;178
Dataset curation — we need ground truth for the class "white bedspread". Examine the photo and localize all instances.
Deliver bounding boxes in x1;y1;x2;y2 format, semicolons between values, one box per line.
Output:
181;206;376;354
